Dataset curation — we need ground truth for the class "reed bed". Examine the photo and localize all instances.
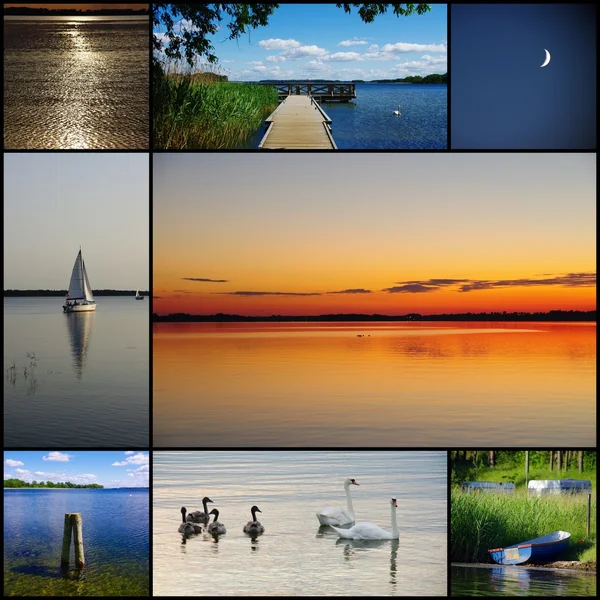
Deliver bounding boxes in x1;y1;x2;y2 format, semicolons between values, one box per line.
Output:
153;62;279;149
451;488;596;563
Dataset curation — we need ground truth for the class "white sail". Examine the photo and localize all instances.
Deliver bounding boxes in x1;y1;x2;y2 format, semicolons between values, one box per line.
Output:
82;256;95;301
67;250;86;299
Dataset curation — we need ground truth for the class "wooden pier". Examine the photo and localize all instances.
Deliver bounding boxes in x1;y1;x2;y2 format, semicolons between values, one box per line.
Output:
266;82;356;102
259;96;337;150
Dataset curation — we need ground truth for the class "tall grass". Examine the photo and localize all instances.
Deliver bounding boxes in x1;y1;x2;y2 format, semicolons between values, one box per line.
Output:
153;61;279;149
451;489;596;563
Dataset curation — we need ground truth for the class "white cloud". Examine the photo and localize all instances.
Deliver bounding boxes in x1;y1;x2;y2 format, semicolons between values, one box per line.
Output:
365;42;447;61
124;451;135;456
112;452;149;468
247;61;264;66
43;452;72;462
368;44;379;52
221;59;236;63
253;65;267;72
323;52;363;62
259;38;301;50
266;55;286;63
339;38;369;47
5;459;24;467
11;468;98;484
282;45;328;60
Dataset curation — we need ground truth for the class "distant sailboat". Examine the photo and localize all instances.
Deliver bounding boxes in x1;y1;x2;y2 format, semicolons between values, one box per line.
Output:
63;248;97;312
393;104;401;116
135;286;144;300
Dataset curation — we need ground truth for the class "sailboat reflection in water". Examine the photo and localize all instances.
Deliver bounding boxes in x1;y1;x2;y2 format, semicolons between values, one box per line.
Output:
65;309;94;379
63;247;97;312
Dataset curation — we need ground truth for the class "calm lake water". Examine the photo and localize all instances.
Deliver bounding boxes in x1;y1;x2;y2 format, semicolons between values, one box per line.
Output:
451;564;596;596
4;297;149;447
4;16;149;149
250;83;447;149
153;451;446;596
153;321;595;447
4;488;149;596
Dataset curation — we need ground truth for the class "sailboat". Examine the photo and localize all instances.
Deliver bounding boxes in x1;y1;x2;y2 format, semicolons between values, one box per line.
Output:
63;248;97;312
135;286;144;300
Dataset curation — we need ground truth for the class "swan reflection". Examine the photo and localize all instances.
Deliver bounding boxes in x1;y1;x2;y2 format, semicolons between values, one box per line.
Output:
64;312;94;379
336;538;399;587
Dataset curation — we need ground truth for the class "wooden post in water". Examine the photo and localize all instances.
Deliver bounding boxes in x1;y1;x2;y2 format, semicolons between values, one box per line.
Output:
61;513;85;570
61;513;73;569
72;513;85;569
587;493;591;538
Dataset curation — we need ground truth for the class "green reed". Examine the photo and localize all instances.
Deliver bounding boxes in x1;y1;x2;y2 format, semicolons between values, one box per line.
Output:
153;62;279;149
451;488;596;563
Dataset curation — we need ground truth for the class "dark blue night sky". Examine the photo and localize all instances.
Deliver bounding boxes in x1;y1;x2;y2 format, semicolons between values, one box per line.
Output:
451;4;596;149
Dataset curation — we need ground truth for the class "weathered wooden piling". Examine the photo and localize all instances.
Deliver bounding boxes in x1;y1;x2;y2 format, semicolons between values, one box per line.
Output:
587;493;591;538
61;513;85;569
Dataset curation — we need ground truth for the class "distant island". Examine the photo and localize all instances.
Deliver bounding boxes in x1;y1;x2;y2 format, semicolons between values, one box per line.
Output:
4;478;103;489
4;7;149;16
257;73;447;85
5;289;148;296
153;310;596;323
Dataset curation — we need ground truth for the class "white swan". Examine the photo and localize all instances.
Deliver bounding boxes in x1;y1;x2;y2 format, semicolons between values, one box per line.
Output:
178;507;202;535
186;496;214;524
331;497;399;540
243;505;265;535
207;508;226;535
316;478;359;526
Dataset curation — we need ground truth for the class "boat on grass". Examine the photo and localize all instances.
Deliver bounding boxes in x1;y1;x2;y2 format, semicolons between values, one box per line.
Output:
489;530;571;565
63;248;97;313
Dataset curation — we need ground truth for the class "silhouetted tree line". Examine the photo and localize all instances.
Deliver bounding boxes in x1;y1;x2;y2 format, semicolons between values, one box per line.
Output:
4;290;148;296
258;74;447;84
153;310;595;322
4;478;104;489
5;7;149;16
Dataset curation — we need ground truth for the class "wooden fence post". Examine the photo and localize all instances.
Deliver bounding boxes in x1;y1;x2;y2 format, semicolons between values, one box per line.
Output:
61;513;73;569
72;513;85;569
61;513;85;570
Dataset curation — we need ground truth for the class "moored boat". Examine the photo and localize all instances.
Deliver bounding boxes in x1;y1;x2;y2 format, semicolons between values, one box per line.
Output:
489;530;571;565
63;248;97;313
135;286;144;300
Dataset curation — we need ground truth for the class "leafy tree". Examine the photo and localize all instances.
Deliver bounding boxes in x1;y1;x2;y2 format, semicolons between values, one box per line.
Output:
153;3;431;66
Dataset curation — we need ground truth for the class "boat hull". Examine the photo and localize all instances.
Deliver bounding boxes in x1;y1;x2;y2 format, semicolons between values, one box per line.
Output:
135;296;144;300
63;302;97;313
489;531;571;565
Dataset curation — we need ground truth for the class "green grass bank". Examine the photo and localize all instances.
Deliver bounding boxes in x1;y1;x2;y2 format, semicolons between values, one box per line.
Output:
451;488;596;564
153;69;279;149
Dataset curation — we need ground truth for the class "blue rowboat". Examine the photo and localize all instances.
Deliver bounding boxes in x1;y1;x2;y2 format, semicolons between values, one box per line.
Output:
488;530;571;565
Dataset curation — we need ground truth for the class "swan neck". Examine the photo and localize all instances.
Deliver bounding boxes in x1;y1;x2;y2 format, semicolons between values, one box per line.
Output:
390;503;399;536
203;498;208;514
181;511;186;523
344;481;355;517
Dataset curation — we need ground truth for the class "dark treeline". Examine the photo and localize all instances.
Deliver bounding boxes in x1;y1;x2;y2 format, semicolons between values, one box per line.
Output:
258;73;447;84
451;450;596;471
5;290;148;296
4;7;149;16
153;310;596;323
4;478;104;489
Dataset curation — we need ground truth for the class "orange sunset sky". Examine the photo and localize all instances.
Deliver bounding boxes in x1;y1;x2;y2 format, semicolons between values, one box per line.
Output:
153;153;596;316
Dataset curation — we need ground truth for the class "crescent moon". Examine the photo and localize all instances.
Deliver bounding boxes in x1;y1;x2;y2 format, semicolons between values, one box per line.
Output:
540;48;551;68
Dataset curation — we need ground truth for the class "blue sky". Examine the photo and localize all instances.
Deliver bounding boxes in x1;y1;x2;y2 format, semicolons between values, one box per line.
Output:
154;3;447;81
4;154;149;290
4;451;149;488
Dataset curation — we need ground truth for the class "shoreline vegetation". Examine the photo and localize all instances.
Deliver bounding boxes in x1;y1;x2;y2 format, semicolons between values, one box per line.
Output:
5;478;103;489
451;451;596;570
153;63;279;149
256;73;447;84
4;290;148;296
4;7;149;16
152;310;596;322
